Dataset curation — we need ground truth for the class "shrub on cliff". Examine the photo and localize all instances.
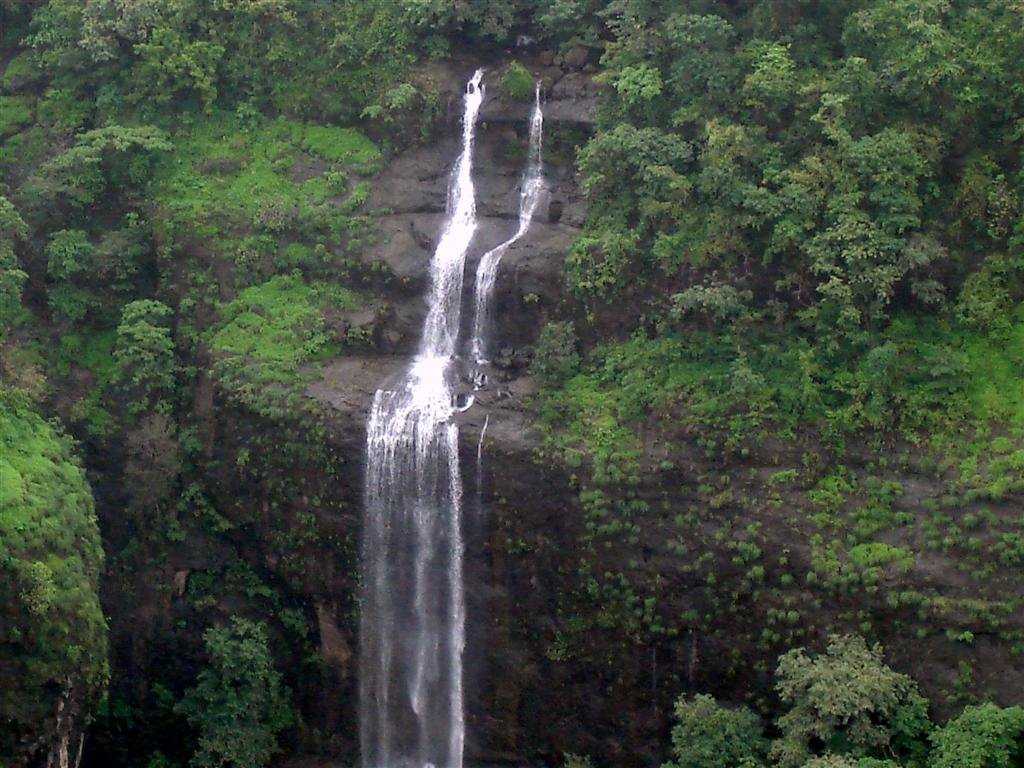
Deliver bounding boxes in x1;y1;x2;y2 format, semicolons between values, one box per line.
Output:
114;300;177;414
177;617;294;768
0;196;28;338
662;693;767;768
501;61;535;101
929;703;1024;768
771;635;930;768
0;392;108;763
531;321;580;386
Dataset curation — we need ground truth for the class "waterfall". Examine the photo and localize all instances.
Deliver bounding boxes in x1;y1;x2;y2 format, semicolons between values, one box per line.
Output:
361;70;543;768
470;83;545;366
362;69;483;768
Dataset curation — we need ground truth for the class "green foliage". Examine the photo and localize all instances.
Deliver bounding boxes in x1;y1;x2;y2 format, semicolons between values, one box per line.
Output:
771;635;930;767
4;1;1024;764
847;543;914;574
301;125;381;169
672;282;752;325
564;0;1024;365
401;0;535;44
114;299;176;412
0;196;28;335
29;124;171;210
662;694;768;768
209;274;359;414
501;61;535;101
153;115;379;245
612;63;663;109
0;392;107;759
177;617;294;768
563;754;595;768
45;228;95;322
742;42;798;116
26;0;420;120
0;51;41;92
800;758;900;768
577;124;692;232
0;95;33;137
530;321;580;386
658;640;1024;768
929;703;1024;768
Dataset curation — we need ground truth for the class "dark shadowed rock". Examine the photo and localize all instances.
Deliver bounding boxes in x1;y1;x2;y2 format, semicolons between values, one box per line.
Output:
562;46;590;70
547;71;602;125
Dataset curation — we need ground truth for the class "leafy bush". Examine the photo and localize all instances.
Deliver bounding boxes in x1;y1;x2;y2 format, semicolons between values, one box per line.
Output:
847;543;914;574
0;392;107;761
30;125;172;209
209;274;360;414
0;95;33;137
531;321;580;386
662;694;767;768
800;757;900;768
771;635;930;767
929;703;1024;768
501;61;535;101
153;116;379;244
114;300;176;412
177;617;294;768
955;264;1015;336
0;196;28;335
672;283;752;324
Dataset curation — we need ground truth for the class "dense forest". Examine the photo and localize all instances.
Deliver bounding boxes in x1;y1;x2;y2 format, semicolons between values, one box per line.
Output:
1;1;1023;767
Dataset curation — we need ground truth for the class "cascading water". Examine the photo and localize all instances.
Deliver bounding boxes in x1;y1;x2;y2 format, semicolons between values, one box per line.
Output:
362;70;484;768
361;70;544;768
470;83;546;366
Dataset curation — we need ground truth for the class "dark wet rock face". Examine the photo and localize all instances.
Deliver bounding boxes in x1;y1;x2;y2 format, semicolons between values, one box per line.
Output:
356;73;590;359
310;67;589;460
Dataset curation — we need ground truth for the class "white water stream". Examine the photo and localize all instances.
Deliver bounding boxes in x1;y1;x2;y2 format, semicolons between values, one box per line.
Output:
361;70;544;768
470;84;546;366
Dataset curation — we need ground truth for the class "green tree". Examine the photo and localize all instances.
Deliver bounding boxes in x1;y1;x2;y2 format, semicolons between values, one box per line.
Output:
929;703;1024;768
114;299;176;412
177;617;294;768
530;321;580;386
45;228;96;322
801;757;900;768
0;196;28;336
662;694;767;768
27;125;171;213
0;391;108;764
771;635;930;767
501;61;535;101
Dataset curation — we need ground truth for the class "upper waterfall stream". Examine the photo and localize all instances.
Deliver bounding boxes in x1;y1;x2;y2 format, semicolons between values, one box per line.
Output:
361;70;544;768
470;83;546;366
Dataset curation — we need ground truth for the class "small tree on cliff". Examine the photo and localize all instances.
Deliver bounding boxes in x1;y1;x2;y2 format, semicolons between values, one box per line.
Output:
770;635;930;768
662;693;768;768
177;617;294;768
114;299;176;413
929;703;1024;768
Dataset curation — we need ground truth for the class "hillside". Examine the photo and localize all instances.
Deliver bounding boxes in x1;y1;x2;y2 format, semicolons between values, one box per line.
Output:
1;3;1023;768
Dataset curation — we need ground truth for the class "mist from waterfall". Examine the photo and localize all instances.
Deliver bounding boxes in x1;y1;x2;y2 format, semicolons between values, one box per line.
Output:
361;70;544;768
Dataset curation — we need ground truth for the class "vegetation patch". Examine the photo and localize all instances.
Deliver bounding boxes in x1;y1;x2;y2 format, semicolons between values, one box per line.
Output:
153;115;380;240
0;393;107;754
500;61;535;101
209;273;361;413
0;95;32;137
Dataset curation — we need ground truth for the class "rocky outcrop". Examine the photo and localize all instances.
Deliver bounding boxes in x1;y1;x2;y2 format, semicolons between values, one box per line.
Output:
345;66;589;359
